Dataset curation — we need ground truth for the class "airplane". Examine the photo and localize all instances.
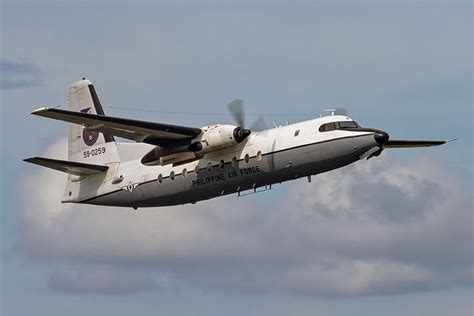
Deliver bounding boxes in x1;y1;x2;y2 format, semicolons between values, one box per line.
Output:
24;79;452;210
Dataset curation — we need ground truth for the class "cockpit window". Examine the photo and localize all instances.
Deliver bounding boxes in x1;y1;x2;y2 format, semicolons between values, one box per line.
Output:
319;121;359;132
319;122;336;132
338;121;359;129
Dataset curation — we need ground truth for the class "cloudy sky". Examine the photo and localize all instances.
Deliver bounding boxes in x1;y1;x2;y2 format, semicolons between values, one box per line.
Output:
1;1;472;315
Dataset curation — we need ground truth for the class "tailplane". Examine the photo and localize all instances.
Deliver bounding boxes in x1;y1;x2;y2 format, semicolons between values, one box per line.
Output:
23;157;108;176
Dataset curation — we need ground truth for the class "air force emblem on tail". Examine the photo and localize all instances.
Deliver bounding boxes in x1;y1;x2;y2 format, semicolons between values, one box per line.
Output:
80;107;99;146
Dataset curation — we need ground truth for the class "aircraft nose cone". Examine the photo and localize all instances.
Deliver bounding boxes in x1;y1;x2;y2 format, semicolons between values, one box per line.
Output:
374;130;389;145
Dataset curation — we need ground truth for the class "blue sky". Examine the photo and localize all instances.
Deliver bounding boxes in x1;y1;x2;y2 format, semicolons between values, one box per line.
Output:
1;1;472;315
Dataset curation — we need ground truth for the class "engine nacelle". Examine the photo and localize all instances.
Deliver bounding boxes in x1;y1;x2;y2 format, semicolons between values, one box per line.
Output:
194;124;251;155
141;124;251;166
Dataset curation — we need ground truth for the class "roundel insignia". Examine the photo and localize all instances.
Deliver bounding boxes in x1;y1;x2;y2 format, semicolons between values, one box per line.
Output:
83;128;99;146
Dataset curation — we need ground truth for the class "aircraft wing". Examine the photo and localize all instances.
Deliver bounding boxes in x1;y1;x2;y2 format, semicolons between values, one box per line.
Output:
31;107;202;146
383;140;453;148
24;157;108;176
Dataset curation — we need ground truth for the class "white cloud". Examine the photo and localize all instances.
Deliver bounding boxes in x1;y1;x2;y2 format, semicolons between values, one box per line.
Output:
49;265;159;294
17;139;472;296
285;260;435;296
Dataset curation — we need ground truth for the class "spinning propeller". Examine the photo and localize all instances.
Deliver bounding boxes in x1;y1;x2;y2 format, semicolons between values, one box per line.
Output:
227;99;268;141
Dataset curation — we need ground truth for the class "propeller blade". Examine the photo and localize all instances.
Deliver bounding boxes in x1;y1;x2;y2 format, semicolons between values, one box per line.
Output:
250;114;268;132
227;99;245;127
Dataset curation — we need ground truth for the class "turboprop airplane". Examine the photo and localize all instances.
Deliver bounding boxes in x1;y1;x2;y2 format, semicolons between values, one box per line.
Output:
24;79;451;209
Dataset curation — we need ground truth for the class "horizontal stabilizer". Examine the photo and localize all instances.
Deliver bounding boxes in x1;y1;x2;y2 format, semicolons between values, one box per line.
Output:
31;107;202;146
384;139;455;148
23;157;108;176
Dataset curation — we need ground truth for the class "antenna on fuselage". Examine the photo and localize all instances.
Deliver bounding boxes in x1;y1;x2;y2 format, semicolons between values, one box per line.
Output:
324;108;348;116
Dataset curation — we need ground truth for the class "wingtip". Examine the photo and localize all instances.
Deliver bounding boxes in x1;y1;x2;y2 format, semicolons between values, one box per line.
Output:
446;138;458;143
31;107;51;115
31;105;61;115
23;157;36;163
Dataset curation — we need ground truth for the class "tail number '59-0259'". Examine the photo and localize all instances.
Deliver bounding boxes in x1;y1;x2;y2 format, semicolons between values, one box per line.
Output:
83;147;106;158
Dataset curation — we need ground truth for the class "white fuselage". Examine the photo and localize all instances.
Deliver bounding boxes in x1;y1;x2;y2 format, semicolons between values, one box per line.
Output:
63;115;379;207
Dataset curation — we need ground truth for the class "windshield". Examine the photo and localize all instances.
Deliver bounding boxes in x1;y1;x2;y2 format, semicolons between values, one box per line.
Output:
338;121;359;129
319;121;360;132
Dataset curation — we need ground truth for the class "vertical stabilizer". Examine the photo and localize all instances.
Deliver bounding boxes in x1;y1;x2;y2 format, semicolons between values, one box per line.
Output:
68;79;119;165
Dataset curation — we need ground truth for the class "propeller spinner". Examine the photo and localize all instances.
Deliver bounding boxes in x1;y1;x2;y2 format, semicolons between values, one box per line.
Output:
227;99;267;141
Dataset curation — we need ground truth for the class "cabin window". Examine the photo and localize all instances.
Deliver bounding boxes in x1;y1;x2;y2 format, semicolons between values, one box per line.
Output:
158;174;163;183
231;157;238;168
170;171;175;181
219;160;225;169
294;130;300;137
182;168;188;178
244;154;250;163
207;162;213;172
256;151;263;161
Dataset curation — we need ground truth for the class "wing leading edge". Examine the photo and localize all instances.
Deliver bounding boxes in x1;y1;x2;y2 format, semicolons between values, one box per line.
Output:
31;107;202;146
384;139;455;148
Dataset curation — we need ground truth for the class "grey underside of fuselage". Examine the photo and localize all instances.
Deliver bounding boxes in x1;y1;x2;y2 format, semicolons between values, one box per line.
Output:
84;134;376;207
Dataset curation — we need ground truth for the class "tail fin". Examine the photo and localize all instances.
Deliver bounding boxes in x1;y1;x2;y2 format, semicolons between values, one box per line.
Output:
68;79;119;164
